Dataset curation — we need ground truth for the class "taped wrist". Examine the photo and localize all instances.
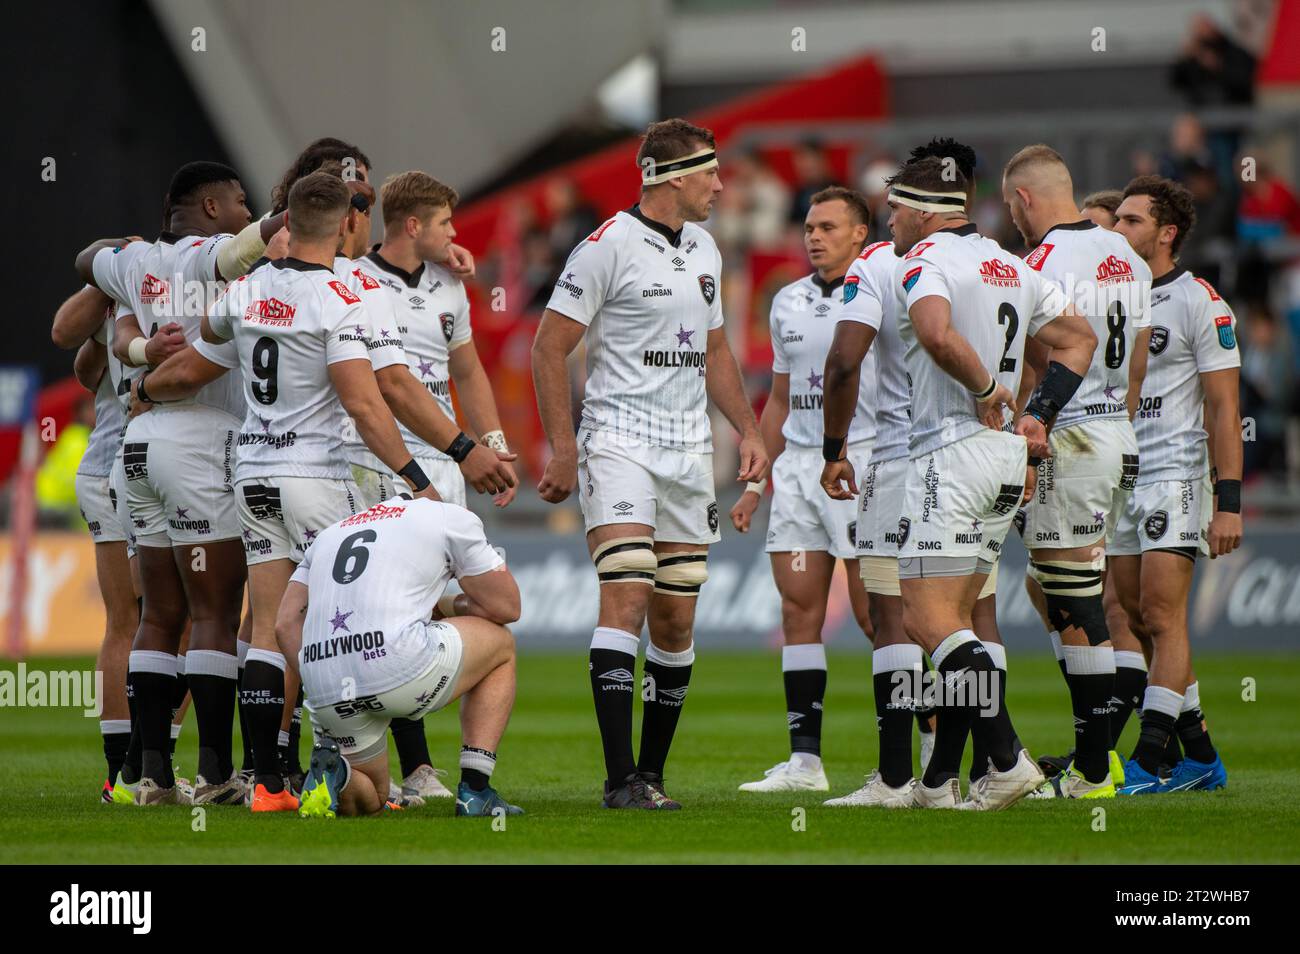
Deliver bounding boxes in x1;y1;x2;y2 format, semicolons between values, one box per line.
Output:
215;220;269;280
397;459;430;492
127;336;149;368
1030;559;1109;646
1025;361;1084;425
593;536;656;585
654;550;709;597
480;429;508;452
1215;478;1241;514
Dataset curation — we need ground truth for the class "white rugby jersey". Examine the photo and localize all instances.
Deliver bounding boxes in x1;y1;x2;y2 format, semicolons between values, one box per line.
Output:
840;241;910;462
1025;220;1152;431
93;237;179;413
199;258;381;481
896;224;1069;457
1133;267;1240;483
290;497;503;705
770;272;876;448
77;311;129;479
346;251;469;468
545;206;724;453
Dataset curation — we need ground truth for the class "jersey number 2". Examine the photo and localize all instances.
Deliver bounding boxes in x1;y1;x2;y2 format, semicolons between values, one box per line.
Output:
997;303;1019;372
332;529;377;584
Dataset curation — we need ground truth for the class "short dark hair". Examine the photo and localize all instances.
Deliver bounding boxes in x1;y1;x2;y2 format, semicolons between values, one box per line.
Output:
1081;189;1124;216
1122;175;1197;254
165;161;239;211
886;156;969;201
287;170;350;241
272;137;373;214
909;137;977;184
637;118;716;184
809;186;871;228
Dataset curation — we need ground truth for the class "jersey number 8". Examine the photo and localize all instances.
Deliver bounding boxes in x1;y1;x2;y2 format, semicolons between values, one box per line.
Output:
1105;302;1126;370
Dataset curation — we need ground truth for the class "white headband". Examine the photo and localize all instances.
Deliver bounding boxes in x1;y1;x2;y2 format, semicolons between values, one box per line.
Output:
641;147;719;185
889;185;967;213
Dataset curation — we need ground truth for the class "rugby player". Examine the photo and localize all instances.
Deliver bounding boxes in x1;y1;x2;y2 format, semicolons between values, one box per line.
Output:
532;119;768;809
135;171;438;810
276;496;522;818
865;155;1096;810
1001;145;1152;798
731;186;875;793
52;286;138;800
1081;190;1124;229
1110;175;1241;794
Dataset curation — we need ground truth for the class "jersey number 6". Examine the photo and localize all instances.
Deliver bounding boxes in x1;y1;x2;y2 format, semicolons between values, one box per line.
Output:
332;529;377;584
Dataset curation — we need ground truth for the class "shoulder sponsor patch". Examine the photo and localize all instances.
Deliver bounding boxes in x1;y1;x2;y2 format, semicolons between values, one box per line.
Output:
351;268;380;291
1024;243;1054;270
859;241;892;261
903;241;934;260
327;280;361;305
902;266;922;292
1194;276;1221;301
1215;314;1237;350
587;218;616;242
842;274;859;303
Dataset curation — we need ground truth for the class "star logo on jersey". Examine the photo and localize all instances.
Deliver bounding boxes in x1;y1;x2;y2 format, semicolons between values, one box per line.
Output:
970;518;982;531
698;274;716;305
417;358;435;378
242;529;255;542
257;415;272;434
379;328;392;339
1103;384;1119;401
675;325;695;348
843;274;859;303
303;528;318;544
353;324;367;337
440;312;456;343
807;370;823;390
175;507;189;520
329;608;353;633
1149;326;1170;355
1093;510;1106;524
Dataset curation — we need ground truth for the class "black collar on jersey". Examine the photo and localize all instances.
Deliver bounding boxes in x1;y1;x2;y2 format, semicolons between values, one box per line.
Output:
366;249;425;288
272;256;333;274
627;204;683;249
1041;219;1097;241
1151;265;1186;289
810;273;845;297
938;222;979;237
156;230;183;245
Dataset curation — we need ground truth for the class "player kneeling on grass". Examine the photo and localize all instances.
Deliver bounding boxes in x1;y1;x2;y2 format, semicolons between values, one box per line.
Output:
275;495;523;818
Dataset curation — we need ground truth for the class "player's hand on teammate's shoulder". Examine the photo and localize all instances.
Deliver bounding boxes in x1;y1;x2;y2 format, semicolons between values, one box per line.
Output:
461;443;517;496
145;322;187;366
412;484;442;502
730;489;761;532
736;432;769;484
1207;511;1242;559
537;450;577;504
265;226;290;261
820;459;857;501
445;243;476;279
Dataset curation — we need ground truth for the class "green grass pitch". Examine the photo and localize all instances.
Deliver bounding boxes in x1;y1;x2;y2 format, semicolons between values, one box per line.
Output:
3;651;1298;864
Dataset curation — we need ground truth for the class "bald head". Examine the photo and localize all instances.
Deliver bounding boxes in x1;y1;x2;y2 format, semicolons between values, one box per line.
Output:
1001;144;1083;247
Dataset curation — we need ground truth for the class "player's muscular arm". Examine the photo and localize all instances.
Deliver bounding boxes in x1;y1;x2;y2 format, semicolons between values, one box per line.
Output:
1127;328;1152;420
133;346;229;402
373;365;514;497
74;338;107;392
74;237;140;288
1203;366;1243;558
332;359;437;500
820;320;876;499
732;373;787;531
1017;336;1050;423
1015;306;1097;457
51;285;112;349
706;327;768;482
910;296;1017;429
531;310;588;503
448;340;519;505
1029;306;1096;380
114;312;186;368
275;581;309;680
454;566;521;625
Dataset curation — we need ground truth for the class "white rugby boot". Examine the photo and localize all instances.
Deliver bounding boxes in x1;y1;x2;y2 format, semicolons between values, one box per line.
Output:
823;770;915;807
960;749;1045;811
738;755;829;792
911;777;962;808
402;764;453;801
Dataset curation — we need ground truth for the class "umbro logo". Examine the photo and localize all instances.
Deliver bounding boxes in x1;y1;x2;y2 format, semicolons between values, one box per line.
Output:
613;501;633;513
599;668;634;683
787;711;804;726
657;686;689;702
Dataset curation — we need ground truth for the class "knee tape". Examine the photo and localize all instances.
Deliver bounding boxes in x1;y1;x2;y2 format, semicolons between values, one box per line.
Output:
978;561;999;600
1031;560;1109;645
858;556;900;596
654;550;709;597
593;536;656;585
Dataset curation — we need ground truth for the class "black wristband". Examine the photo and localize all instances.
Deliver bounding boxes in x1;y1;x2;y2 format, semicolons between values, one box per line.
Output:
135;372;155;405
1215;478;1241;514
823;434;847;462
1028;455;1043;468
445;431;476;464
397;459;430;492
1025;360;1084;425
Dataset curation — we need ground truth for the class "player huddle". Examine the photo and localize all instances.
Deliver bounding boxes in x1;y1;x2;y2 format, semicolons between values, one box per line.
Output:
56;119;1242;820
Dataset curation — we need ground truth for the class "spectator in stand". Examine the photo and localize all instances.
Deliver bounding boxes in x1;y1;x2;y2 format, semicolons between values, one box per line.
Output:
1240;304;1295;480
859;156;898;245
544;178;600;264
1238;157;1300;243
1170;12;1256;107
712;148;790;258
787;138;835;227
